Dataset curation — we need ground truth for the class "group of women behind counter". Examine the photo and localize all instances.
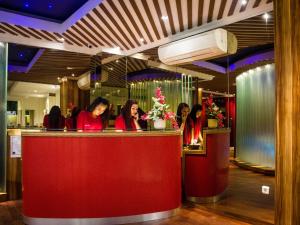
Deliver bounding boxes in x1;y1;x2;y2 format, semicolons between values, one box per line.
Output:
43;97;203;146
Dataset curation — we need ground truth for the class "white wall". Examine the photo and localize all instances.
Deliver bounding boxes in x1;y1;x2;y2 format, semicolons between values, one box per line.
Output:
45;90;60;114
8;96;47;127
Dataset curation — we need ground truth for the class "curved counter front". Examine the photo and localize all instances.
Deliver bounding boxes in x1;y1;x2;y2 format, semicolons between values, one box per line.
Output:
183;128;230;203
22;131;182;225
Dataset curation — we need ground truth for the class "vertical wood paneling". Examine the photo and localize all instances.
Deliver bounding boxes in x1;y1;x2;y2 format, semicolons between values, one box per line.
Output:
187;0;193;29
228;0;238;16
217;0;227;19
197;0;204;26
164;0;176;34
275;0;300;225
207;0;215;23
176;0;184;32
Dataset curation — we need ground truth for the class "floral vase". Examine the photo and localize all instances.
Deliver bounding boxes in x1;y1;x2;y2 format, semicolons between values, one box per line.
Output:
208;119;218;128
154;119;166;129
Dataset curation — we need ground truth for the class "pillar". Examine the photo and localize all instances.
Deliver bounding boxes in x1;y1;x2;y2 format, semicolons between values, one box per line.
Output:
275;0;300;224
60;78;79;116
0;42;8;198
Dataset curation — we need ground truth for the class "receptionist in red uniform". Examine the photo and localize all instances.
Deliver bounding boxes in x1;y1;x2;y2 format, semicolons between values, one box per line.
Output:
184;104;203;145
115;99;141;131
77;97;109;131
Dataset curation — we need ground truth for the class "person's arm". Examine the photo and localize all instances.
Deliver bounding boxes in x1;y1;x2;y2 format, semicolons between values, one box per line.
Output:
198;132;203;144
133;113;141;131
180;115;187;131
191;128;195;145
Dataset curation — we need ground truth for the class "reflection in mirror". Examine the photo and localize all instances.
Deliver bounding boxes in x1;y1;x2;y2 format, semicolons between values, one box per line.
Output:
89;55;128;122
125;56;195;129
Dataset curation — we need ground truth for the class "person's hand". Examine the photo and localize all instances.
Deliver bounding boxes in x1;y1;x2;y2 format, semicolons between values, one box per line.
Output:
192;139;198;145
182;114;187;122
133;113;139;121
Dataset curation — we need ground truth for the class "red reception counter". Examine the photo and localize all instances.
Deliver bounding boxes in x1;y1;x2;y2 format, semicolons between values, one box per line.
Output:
22;131;182;225
183;128;230;203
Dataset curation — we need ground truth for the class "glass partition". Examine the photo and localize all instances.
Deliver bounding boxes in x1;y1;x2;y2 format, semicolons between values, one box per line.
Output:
0;42;8;194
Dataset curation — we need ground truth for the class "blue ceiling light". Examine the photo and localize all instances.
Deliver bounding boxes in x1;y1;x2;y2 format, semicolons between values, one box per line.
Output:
19;53;24;58
24;2;29;8
48;3;53;9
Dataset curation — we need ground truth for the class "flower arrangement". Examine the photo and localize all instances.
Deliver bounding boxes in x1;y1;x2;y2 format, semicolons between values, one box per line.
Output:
205;94;225;128
141;87;178;128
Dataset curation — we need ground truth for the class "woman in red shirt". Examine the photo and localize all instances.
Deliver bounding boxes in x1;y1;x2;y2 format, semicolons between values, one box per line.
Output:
77;97;109;131
115;100;141;131
43;105;65;131
184;104;203;145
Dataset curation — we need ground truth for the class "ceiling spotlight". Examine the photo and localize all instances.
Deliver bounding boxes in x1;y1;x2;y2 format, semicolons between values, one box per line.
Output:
71;73;75;77
48;4;53;9
24;2;29;8
57;38;65;43
140;38;144;42
109;67;113;71
116;60;119;63
263;13;270;22
161;16;168;21
57;77;61;80
241;0;247;5
66;67;73;70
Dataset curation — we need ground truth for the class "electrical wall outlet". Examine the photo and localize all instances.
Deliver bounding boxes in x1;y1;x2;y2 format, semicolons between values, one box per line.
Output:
262;185;270;194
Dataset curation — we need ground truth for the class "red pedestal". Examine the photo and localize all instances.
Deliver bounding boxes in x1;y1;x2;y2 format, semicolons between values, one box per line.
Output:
184;129;230;202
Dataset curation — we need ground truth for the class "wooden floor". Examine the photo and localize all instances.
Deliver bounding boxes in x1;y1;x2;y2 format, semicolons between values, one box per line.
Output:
0;164;274;225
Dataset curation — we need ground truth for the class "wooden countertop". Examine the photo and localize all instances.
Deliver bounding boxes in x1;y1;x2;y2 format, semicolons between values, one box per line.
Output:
21;130;181;137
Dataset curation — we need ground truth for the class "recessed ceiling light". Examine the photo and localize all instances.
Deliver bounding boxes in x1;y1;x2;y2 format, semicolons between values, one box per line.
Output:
241;0;247;5
19;53;24;57
161;16;168;21
263;13;270;22
48;4;53;9
71;73;75;77
57;77;61;80
58;38;65;43
116;60;119;63
66;67;73;70
140;38;144;42
109;67;113;71
24;2;29;8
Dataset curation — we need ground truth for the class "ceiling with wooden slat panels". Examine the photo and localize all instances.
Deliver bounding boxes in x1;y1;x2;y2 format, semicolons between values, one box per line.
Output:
0;0;273;55
8;49;92;84
3;0;274;92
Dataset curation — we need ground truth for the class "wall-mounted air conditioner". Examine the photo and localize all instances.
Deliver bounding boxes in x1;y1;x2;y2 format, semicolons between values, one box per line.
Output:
158;28;237;65
77;71;90;90
77;70;109;90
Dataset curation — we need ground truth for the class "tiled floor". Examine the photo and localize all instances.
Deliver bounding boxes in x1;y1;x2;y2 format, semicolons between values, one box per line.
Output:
0;165;274;225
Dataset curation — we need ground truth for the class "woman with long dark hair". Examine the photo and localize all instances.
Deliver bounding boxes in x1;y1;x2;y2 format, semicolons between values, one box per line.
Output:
77;97;109;131
176;102;190;130
115;99;141;131
43;105;65;130
66;107;81;131
184;104;203;145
